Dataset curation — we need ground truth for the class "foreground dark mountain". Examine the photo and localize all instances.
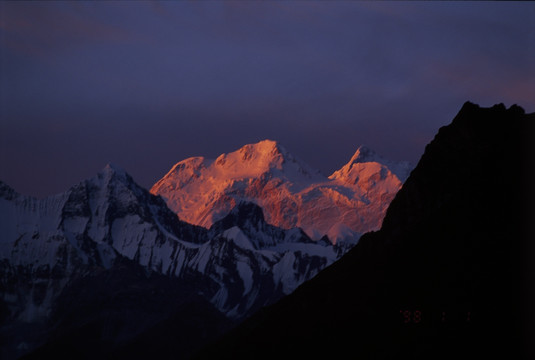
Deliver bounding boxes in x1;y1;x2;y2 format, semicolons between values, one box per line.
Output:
199;102;535;359
0;166;228;359
17;260;233;360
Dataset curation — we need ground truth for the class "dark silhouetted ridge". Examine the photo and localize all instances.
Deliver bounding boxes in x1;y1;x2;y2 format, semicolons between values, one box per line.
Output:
197;102;535;359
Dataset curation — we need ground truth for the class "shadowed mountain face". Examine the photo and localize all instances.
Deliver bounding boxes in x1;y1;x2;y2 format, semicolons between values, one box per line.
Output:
0;165;344;358
199;102;535;359
17;259;234;360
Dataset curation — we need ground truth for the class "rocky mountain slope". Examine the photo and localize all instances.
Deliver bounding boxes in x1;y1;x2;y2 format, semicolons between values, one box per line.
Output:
0;163;344;358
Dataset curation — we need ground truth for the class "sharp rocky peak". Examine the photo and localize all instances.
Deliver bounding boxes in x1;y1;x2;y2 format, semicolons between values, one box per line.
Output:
329;145;384;179
85;163;144;201
330;145;413;183
98;163;130;182
347;145;381;164
454;101;526;126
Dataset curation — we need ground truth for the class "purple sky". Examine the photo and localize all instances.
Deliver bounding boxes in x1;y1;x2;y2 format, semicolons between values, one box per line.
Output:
1;1;534;198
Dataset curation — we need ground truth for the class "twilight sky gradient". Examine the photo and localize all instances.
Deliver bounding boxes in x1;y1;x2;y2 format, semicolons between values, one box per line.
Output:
1;1;534;198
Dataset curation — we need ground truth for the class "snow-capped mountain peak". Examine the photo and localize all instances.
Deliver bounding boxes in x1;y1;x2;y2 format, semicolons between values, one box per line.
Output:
330;146;412;183
97;163;132;184
348;145;380;164
235;139;284;164
152;140;301;195
211;139;321;181
150;140;328;228
152;142;413;242
1;146;411;356
0;168;342;329
213;139;285;177
102;162;127;175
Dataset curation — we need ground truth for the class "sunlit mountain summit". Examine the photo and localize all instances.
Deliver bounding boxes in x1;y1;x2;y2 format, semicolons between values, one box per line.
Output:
0;139;413;359
152;139;412;244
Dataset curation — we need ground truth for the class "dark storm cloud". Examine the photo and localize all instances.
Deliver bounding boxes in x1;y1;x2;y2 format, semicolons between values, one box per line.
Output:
0;1;533;197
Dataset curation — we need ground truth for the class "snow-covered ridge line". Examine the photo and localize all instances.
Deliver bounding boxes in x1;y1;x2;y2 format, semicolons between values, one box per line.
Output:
0;146;410;358
329;145;413;182
151;140;413;243
0;164;345;325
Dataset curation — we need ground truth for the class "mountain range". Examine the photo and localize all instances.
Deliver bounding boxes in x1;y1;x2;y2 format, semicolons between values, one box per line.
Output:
0;142;409;358
199;102;535;359
3;102;531;359
151;140;411;242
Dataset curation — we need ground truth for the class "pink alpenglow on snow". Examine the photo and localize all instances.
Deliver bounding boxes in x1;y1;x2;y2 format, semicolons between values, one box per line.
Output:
151;140;412;244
